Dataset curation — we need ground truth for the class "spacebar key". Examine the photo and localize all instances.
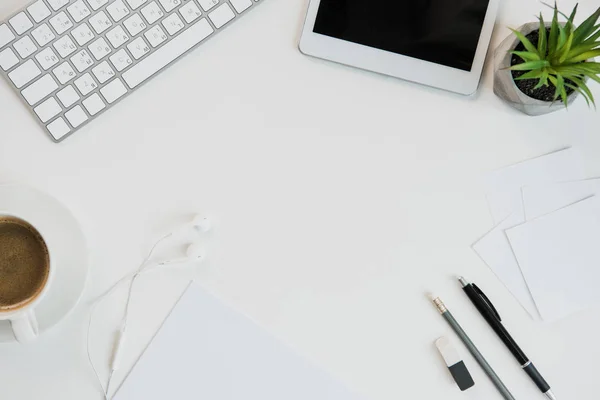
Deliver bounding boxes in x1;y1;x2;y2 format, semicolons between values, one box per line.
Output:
122;18;214;89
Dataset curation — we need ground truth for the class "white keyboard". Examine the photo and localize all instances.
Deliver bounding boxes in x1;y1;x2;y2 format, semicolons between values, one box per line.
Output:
0;0;261;142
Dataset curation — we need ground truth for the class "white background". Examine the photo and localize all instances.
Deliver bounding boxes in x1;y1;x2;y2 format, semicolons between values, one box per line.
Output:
1;0;599;399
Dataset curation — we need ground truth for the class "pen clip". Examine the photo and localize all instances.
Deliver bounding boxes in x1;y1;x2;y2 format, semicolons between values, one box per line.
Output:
473;284;502;321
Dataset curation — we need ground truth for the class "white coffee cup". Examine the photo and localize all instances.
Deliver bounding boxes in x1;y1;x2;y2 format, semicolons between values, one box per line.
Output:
0;212;55;343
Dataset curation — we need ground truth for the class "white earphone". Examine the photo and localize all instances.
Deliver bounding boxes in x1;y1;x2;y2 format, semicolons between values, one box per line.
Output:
89;214;213;400
159;242;207;266
158;214;211;266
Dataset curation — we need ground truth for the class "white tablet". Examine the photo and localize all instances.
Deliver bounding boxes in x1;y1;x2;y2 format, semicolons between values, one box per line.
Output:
299;0;500;95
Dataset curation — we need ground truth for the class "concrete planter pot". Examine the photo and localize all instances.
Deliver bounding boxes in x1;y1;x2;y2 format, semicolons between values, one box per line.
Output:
493;22;583;116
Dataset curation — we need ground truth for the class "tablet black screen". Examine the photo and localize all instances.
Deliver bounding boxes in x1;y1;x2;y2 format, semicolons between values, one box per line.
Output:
313;0;490;71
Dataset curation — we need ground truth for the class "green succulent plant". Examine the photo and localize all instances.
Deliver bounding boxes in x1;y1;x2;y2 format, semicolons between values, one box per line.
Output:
508;3;600;107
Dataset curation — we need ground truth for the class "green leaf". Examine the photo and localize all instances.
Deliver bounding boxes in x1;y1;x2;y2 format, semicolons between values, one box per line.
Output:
583;25;600;43
557;24;568;51
509;60;551;70
534;70;550;89
565;83;591;107
510;28;539;55
548;75;560;103
565;42;600;60
573;6;600;43
557;75;568;105
538;14;548;56
566;49;600;63
548;74;568;105
548;5;560;57
575;62;600;72
511;50;541;61
558;32;575;63
583;71;600;84
569;77;596;107
513;70;544;80
565;4;578;35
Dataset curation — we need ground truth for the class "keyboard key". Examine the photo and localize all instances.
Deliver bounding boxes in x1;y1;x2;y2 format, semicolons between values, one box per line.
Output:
36;47;60;70
0;48;19;71
141;2;164;25
230;0;252;13
34;97;62;122
126;0;148;10
179;2;202;23
107;0;131;22
22;75;58;105
47;117;70;140
47;0;70;11
27;1;52;23
31;24;56;47
89;37;112;60
127;37;150;59
106;26;129;48
65;105;88;128
123;18;213;88
72;23;95;46
54;35;78;58
87;0;109;11
8;59;41;88
144;25;167;48
92;61;115;83
52;61;76;84
82;93;105;115
89;11;112;34
0;24;16;48
57;85;80;107
209;4;235;29
100;78;127;103
124;14;147;36
198;0;219;12
10;13;34;35
13;36;37;58
75;73;98;95
159;0;181;13
67;0;92;23
71;49;95;72
162;13;185;36
50;12;73;35
109;49;133;71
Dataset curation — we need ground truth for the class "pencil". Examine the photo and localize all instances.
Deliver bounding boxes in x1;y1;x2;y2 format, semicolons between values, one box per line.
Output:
432;296;515;400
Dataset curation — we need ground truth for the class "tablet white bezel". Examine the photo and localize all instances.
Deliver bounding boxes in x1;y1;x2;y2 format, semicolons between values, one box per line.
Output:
299;0;501;95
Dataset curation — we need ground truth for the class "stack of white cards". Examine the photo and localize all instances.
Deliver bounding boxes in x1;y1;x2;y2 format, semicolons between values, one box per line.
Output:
473;148;600;322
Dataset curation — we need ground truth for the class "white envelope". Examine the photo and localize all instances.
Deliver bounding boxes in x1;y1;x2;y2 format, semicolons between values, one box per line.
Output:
506;196;600;321
114;284;363;400
472;213;540;318
483;148;587;224
522;178;600;220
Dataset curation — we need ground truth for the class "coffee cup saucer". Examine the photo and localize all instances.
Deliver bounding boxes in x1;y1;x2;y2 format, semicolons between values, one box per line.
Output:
0;184;89;343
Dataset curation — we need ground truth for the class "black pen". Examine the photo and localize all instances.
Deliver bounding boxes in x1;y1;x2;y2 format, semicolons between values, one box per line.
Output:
458;277;557;400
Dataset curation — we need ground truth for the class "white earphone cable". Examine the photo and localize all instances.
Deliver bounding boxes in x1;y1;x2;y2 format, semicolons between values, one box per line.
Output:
86;232;174;399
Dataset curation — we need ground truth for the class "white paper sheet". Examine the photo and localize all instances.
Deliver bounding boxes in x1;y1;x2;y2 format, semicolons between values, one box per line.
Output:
522;179;600;220
472;213;540;319
506;196;600;322
114;284;363;400
482;148;586;224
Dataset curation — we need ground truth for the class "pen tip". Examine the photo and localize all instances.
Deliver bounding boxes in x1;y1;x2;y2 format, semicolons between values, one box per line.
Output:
458;276;468;286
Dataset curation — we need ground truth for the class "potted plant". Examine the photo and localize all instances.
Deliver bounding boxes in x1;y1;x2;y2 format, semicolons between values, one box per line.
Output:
494;3;600;115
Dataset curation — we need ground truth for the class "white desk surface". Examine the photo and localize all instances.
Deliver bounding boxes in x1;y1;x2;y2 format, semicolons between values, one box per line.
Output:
1;0;599;399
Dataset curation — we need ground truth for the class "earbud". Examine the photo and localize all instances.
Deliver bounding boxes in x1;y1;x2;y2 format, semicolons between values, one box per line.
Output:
192;214;211;233
158;242;206;266
167;214;211;241
185;242;206;260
